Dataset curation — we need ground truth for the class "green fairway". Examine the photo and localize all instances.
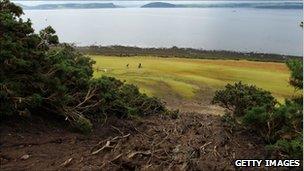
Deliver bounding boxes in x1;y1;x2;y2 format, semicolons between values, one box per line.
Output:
91;56;298;102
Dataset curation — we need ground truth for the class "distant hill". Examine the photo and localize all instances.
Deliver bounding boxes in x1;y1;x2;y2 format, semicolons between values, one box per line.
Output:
19;1;302;10
21;3;117;10
141;2;176;8
140;1;302;9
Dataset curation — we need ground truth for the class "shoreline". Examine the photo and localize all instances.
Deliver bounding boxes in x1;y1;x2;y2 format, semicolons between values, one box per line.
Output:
76;45;302;63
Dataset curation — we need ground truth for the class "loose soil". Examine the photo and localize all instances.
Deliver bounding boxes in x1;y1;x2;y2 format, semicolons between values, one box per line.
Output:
1;112;269;171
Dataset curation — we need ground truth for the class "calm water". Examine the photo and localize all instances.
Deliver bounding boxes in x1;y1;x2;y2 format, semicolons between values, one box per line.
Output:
17;1;303;56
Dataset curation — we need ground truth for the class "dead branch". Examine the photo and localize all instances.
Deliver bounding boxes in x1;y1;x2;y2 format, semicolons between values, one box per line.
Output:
91;133;130;155
127;150;151;159
112;133;131;141
213;145;221;158
60;158;73;167
200;141;212;152
91;141;113;155
132;125;151;138
110;154;123;163
111;126;124;135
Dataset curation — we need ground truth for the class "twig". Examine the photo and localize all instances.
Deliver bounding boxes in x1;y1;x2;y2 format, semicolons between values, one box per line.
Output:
60;158;73;167
92;141;113;155
127;150;151;159
91;133;131;155
112;133;131;141
111;126;124;135
132;125;151;138
200;142;212;151
155;134;169;147
213;145;221;158
109;154;123;163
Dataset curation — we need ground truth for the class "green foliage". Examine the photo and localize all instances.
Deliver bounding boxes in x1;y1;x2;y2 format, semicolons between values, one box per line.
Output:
213;62;302;158
78;45;299;62
39;26;59;47
286;59;303;90
240;60;303;158
243;100;302;144
87;76;166;119
0;0;167;133
212;82;277;117
221;113;237;129
267;135;303;159
74;116;93;134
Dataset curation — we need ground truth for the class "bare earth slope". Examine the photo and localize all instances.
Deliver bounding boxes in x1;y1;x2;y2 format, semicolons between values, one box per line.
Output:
1;113;266;170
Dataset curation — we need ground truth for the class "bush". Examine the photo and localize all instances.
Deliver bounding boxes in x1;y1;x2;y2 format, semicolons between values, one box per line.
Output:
86;76;166;119
212;82;277;117
213;59;302;158
221;113;237;129
267;135;303;159
242;98;302;159
215;60;303;158
243;100;302;143
286;59;303;90
0;0;167;133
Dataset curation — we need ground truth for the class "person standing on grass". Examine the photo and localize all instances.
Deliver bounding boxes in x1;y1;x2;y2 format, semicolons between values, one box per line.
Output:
138;63;142;69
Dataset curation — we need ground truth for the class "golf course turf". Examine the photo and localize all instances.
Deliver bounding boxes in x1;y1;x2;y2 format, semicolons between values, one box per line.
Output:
92;56;298;103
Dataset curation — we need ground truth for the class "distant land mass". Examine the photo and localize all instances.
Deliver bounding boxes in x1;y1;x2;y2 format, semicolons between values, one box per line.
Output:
142;2;176;8
20;3;117;10
18;1;302;10
141;1;302;9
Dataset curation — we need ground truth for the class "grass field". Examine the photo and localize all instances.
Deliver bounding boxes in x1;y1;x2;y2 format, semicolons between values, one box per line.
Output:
91;55;298;103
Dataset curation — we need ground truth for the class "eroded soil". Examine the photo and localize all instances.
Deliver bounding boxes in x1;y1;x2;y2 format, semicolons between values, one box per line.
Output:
1;112;267;171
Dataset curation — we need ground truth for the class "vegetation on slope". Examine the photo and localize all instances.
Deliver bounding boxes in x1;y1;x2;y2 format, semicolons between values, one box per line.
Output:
212;60;303;159
0;1;302;169
0;0;166;133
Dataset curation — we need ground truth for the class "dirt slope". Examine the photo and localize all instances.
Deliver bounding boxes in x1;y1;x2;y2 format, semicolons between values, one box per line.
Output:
0;112;268;171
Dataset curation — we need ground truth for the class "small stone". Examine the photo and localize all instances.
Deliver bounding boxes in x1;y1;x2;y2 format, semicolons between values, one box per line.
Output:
20;154;30;160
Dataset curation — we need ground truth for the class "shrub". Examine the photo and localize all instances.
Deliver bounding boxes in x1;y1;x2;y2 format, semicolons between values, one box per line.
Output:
86;76;166;119
267;135;303;159
0;0;167;133
213;59;302;158
241;59;303;158
212;82;277;117
286;59;303;90
221;113;237;129
243;100;302;143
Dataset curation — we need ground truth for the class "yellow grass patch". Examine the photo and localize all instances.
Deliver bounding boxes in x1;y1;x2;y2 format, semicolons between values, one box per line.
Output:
91;55;298;102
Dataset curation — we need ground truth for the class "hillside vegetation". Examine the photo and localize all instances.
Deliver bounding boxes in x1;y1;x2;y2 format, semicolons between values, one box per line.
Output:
0;0;166;133
79;46;301;62
1;1;302;169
